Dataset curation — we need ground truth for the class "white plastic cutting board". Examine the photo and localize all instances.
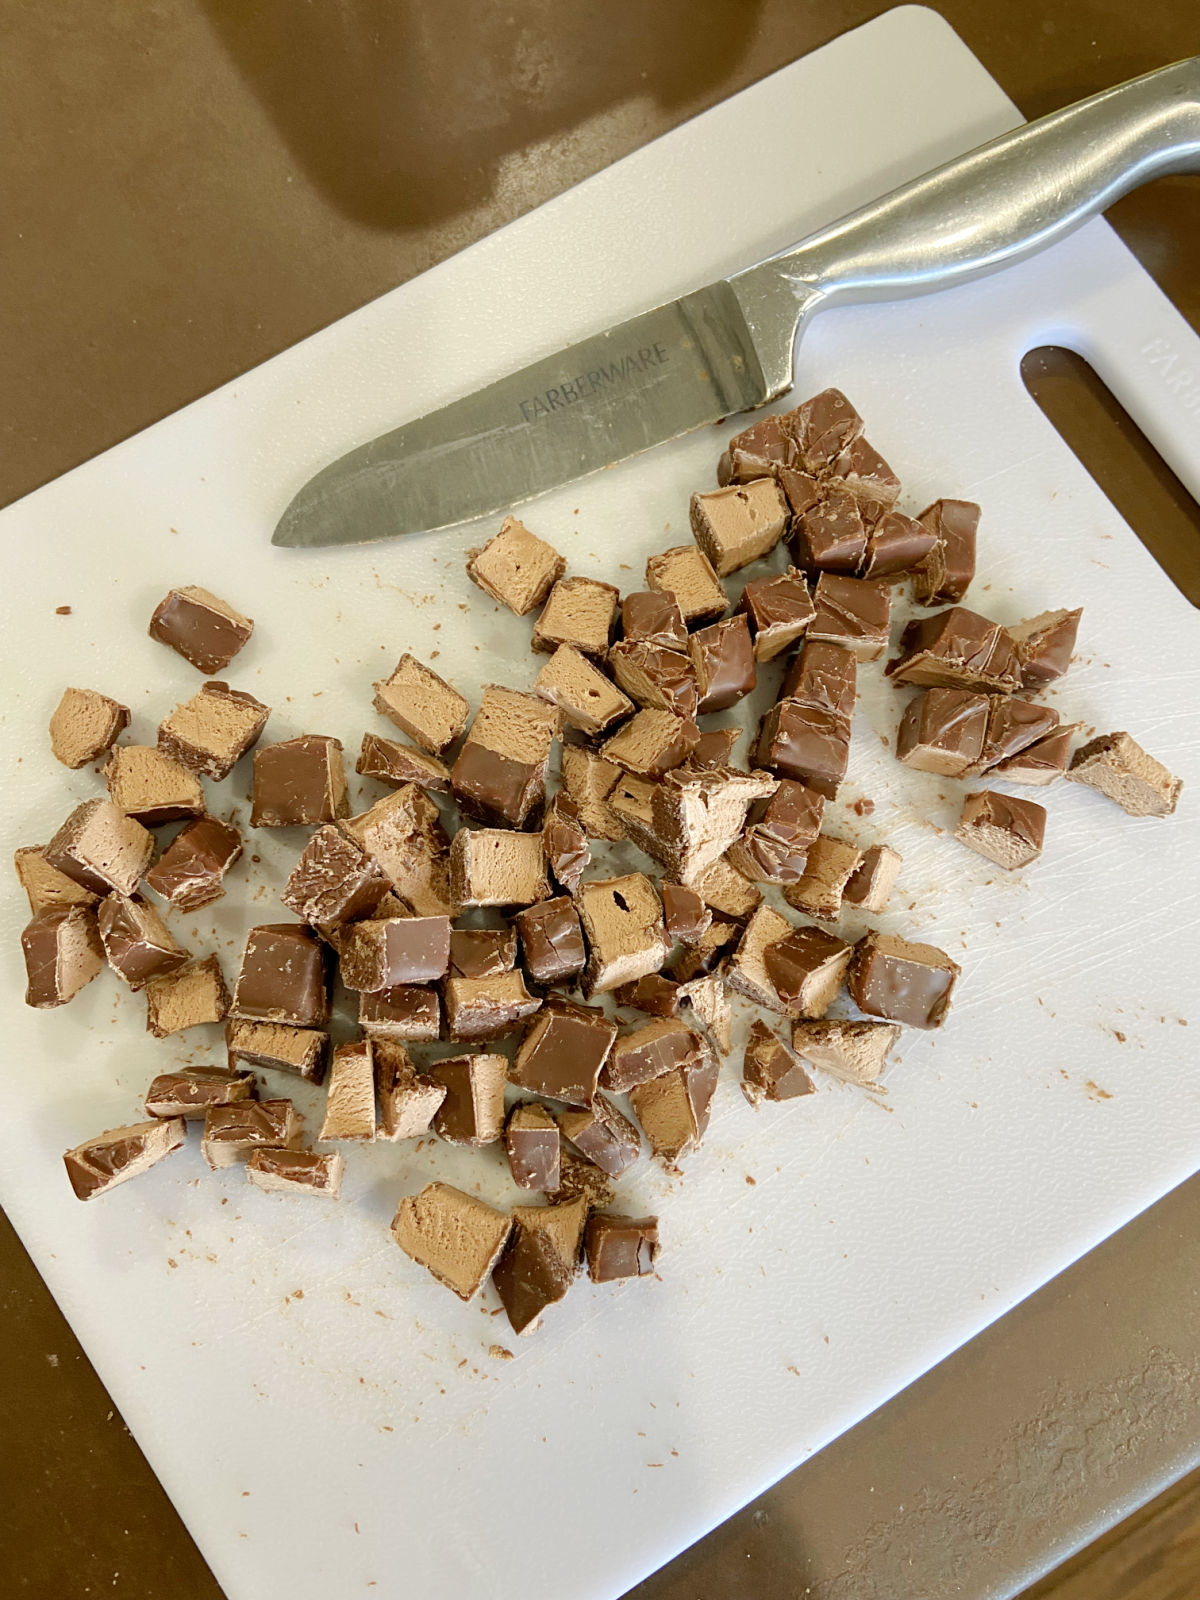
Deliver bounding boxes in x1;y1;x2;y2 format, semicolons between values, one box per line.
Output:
3;9;1200;1599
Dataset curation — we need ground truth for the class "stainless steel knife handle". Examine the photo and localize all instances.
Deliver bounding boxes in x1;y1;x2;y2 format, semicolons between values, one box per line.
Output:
731;57;1200;396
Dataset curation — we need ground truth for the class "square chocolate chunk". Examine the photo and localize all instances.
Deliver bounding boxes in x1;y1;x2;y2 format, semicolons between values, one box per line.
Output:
359;985;440;1042
967;697;1060;777
149;585;253;674
356;732;451;793
372;655;470;755
449;827;550;908
808;573;891;662
226;1018;329;1083
602;1016;703;1093
232;924;329;1028
726;779;824;885
158;681;270;780
542;793;589;894
690;855;762;920
575;874;669;995
449;928;518;978
534;644;633;736
281;825;391;927
718;412;797;484
318;1039;376;1141
532;576;620;659
143;955;228;1037
650;765;777;885
492;1218;575;1334
994;724;1075;786
755;700;850;799
505;1102;561;1191
451;686;560;828
689;614;756;713
105;746;206;827
338;916;451;991
247;1149;344;1199
726;903;797;1014
689;478;789;576
645;545;726;626
202;1099;303;1169
64;1119;187;1200
466;516;565;615
737;569;815;662
556;1098;641;1176
510;998;617;1105
791;1019;901;1085
98;894;188;989
608;640;699;719
391;1183;511;1301
842;843;902;914
22;904;104;1009
629;1055;718;1165
762;924;852;1017
13;846;99;916
443;969;541;1041
955;791;1046;869
559;743;626;841
620;591;687;652
741;1018;814;1105
1068;731;1181;818
829;434;901;508
1009;607;1082;689
792;487;866;576
781;388;863;472
886;609;1021;694
341;784;453;916
861;510;937;581
848;932;960;1028
661;882;711;945
251;736;348;827
513;896;586;984
49;687;129;769
429;1053;508;1145
781;835;865;921
145;1066;255;1119
144;816;241;911
599;709;699;779
896;688;989;777
374;1040;446;1140
585;1213;660;1283
912;499;979;606
781;639;857;720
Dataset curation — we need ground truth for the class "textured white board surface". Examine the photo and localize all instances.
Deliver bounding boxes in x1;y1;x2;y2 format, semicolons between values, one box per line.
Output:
2;9;1199;1599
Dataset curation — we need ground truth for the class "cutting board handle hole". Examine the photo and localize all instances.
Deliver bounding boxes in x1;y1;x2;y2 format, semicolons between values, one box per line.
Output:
1021;346;1200;608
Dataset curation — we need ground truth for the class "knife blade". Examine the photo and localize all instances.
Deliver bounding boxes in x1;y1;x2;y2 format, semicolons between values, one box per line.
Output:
273;58;1200;549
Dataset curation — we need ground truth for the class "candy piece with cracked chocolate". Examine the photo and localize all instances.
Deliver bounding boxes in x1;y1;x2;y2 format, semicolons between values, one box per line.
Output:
600;708;699;779
359;985;440;1042
602;1017;703;1093
886;608;1021;694
49;687;129;769
105;746;205;827
667;913;740;982
281;825;391;927
1009;608;1082;689
791;1019;901;1085
549;1150;616;1209
741;1018;814;1106
629;1054;718;1166
690;479;789;576
430;1053;508;1145
506;1102;561;1191
149;585;253;674
98;894;188;989
466;515;565;615
676;971;732;1055
443;968;541;1041
645;544;726;625
608;639;699;719
232;924;329;1028
896;687;989;777
661;882;711;945
778;466;822;518
342;784;452;916
726;779;823;885
145;1066;255;1119
691;854;762;920
372;654;469;755
614;973;680;1015
511;1197;589;1273
202;1099;303;1169
251;735;348;827
585;1213;660;1283
755;700;850;799
513;896;586;985
689;615;757;714
158;681;269;780
391;1182;511;1301
808;573;891;662
450;827;549;908
968;697;1060;776
356;731;451;793
534;644;633;736
994;724;1075;785
543;793;589;894
532;576;620;659
861;509;937;581
319;1039;377;1141
781;388;863;472
247;1148;344;1198
829;434;901;508
22;904;104;1008
510;997;618;1105
689;728;742;770
1068;731;1181;817
782;835;865;921
339;916;451;992
737;568;815;662
14;845;99;915
451;685;561;828
373;1039;445;1140
849;933;960;1029
449;928;518;978
575;873;669;996
762;924;852;1017
226;1018;328;1082
492;1218;574;1334
650;764;776;885
64;1118;187;1200
726;903;797;1014
842;843;902;914
955;790;1046;870
781;639;857;720
145;816;242;911
556;1098;640;1176
911;499;979;605
792;487;866;576
144;955;228;1037
559;743;625;841
620;590;687;652
717;412;796;484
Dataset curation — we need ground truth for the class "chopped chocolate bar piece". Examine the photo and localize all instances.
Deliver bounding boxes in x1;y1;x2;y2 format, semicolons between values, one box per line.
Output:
762;924;852;1016
1068;731;1181;818
105;746;205;827
339;915;451;991
158;681;269;780
830;434;901;507
886;608;1021;694
247;1148;344;1198
492;1219;574;1334
808;573;891;662
782;388;863;473
600;709;699;779
506;1102;561;1190
842;843;902;913
542;793;589;894
968;697;1060;776
994;723;1075;785
14;845;99;915
447;929;516;979
689;728;742;769
741;1018;814;1105
778;466;822;517
608;639;699;719
534;644;633;736
372;654;470;755
689;615;757;713
896;687;989;776
782;835;864;921
508;1196;587;1274
513;896;586;984
449;827;549;909
444;968;541;1040
690;479;789;576
511;998;618;1104
615;972;681;1015
1009;607;1082;689
677;970;732;1054
149;585;253;674
145;1066;254;1119
585;1213;660;1283
650;765;776;885
861;509;937;580
64;1118;187;1201
667;913;739;981
49;687;129;769
356;731;451;793
955;790;1046;870
251;735;348;827
912;499;979;606
559;743;625;841
606;772;664;862
621;590;688;651
645;544;727;626
342;784;452;916
22;904;104;1008
466;515;565;615
532;576;620;659
726;779;823;884
792;487;866;576
359;985;440;1042
430;1053;508;1145
661;882;711;944
603;1017;704;1093
391;1182;512;1300
226;1018;328;1082
781;639;857;719
755;700;850;799
718;412;796;484
557;1098;640;1176
98;894;188;989
726;903;796;1014
791;1019;900;1085
451;685;560;828
849;932;960;1029
280;825;390;928
629;1054;718;1165
144;816;241;911
549;1150;616;1209
373;1040;446;1139
202;1099;303;1169
143;955;228;1037
319;1039;377;1141
575;873;669;995
737;569;815;662
232;924;329;1028
691;854;762;919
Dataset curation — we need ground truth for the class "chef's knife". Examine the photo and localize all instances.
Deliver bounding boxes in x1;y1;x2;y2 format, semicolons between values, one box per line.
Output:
273;57;1200;549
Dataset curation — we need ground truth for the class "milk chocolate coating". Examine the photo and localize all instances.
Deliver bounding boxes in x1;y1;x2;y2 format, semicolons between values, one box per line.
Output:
742;1018;814;1103
64;1119;187;1200
148;586;253;674
493;1223;574;1334
688;729;742;770
557;1097;641;1175
661;882;710;944
613;973;681;1015
98;895;188;989
358;985;440;1040
970;697;1060;775
1011;608;1082;689
783;388;863;472
808;572;891;657
145;1067;255;1119
45;799;154;898
717;412;796;484
585;1213;660;1282
763;925;851;1008
737;569;815;661
157;680;270;780
830;434;901;507
505;1103;561;1191
340;916;451;989
144;816;242;911
22;904;103;1008
443;970;542;1041
778;466;821;517
886;608;1021;694
896;688;989;777
280;825;391;926
734;780;824;881
429;1054;506;1145
913;499;979;605
861;510;937;579
251;736;348;827
448;928;518;978
781;640;857;720
755;701;850;798
602;1018;703;1093
225;1019;329;1082
608;640;700;720
792;486;866;575
510;999;617;1106
620;591;687;651
542;794;589;895
849;932;959;1029
514;896;586;984
356;731;451;792
233;924;329;1028
451;743;544;830
957;790;1047;867
689;615;756;714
